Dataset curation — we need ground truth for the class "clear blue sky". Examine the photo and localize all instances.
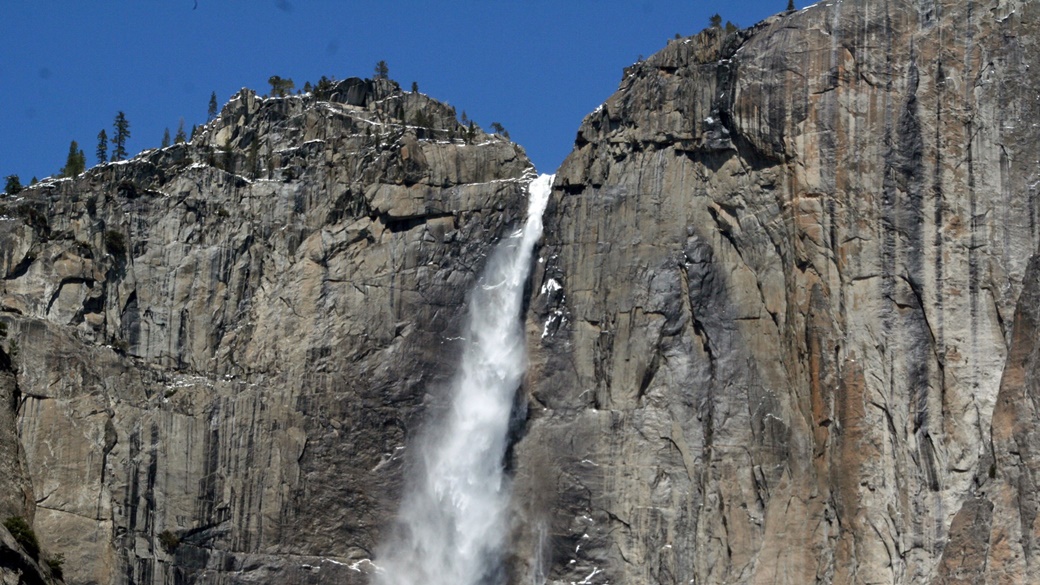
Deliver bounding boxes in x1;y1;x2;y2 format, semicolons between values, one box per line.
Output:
1;1;799;182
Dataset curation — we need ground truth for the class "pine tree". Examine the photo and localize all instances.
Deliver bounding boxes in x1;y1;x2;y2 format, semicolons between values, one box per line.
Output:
709;14;723;28
787;0;796;10
29;177;37;185
96;129;108;164
161;127;171;148
315;76;335;100
374;60;389;80
267;76;294;97
4;175;22;195
490;122;509;138
112;112;130;161
208;91;218;121
174;119;187;144
62;140;86;177
190;125;198;141
411;81;419;93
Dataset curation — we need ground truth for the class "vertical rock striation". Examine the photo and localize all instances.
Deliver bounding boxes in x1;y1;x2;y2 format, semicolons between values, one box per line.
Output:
0;78;532;585
515;1;1040;583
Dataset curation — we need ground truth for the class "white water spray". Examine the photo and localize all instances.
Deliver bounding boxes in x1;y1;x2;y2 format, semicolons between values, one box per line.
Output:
375;174;554;585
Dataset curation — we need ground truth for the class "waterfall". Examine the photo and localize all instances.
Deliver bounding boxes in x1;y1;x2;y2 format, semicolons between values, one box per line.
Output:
375;174;554;585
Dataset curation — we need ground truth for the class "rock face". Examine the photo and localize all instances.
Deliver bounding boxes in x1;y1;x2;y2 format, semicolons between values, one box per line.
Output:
7;2;1040;584
0;522;62;585
0;78;532;584
513;1;1040;584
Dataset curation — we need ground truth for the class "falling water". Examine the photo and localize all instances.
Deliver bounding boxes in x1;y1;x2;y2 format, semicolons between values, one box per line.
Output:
375;174;554;585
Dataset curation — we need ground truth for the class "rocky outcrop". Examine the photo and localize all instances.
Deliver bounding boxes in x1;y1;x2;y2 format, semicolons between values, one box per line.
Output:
514;1;1040;583
0;523;62;585
0;78;532;584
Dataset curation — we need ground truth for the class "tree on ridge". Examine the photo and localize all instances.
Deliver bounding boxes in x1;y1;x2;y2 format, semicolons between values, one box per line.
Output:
62;140;86;177
208;91;219;121
4;175;22;195
96;129;108;164
175;119;187;144
490;122;509;139
374;60;389;80
112;112;131;161
268;76;295;97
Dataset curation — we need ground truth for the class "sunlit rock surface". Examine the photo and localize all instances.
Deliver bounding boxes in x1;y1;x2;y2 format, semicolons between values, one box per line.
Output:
515;1;1040;583
0;78;531;585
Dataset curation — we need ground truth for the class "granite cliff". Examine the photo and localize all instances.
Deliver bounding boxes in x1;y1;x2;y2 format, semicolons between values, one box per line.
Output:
5;0;1040;584
0;78;531;584
515;0;1040;583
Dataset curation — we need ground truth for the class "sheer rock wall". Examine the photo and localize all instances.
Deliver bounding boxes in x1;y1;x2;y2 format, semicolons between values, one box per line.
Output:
0;79;532;585
514;1;1040;583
